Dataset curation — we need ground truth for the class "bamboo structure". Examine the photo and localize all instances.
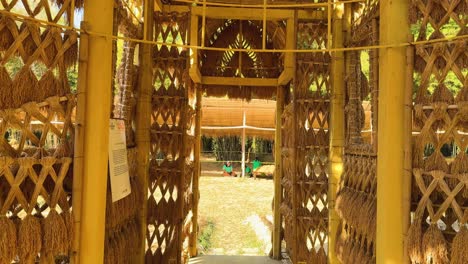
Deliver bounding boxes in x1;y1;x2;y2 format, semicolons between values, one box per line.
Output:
136;0;154;262
328;2;345;264
0;0;466;264
272;85;284;259
79;0;114;262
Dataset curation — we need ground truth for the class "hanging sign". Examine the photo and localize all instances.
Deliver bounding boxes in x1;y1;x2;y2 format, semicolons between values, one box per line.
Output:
109;119;131;202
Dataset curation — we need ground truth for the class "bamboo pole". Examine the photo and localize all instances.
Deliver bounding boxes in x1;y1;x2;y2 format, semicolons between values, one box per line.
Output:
291;11;298;263
241;107;246;178
78;0;114;263
272;85;284;259
189;86;203;257
328;3;345;264
135;0;154;262
376;0;409;263
70;21;89;264
402;34;414;264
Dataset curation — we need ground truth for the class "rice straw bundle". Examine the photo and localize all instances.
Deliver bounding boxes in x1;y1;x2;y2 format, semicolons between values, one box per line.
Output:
63;30;78;68
42;209;68;258
0;15;14;51
407;220;423;263
12;67;39;108
431;84;454;104
422;224;449;264
42;29;60;68
0;66;13;109
18;215;42;264
38;70;57;100
315;248;327;264
450;226;467;264
53;0;85;8
0;216;17;264
62;211;73;252
19;22;39;62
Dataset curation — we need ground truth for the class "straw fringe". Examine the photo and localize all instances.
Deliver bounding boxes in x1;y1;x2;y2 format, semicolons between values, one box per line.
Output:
422;224;449;264
63;30;78;68
407;220;423;264
18;215;41;264
62;211;74;253
0;16;14;51
43;209;68;258
0;67;13;109
316;247;327;264
0;217;17;264
450;227;468;264
12;68;40;108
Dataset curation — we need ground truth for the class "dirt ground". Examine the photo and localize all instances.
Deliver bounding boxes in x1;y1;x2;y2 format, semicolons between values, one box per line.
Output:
197;175;275;256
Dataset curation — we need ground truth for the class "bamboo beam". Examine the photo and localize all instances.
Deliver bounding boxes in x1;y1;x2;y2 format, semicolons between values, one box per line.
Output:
189;12;201;84
163;5;326;20
201;76;278;86
71;21;89;264
78;0;114;263
328;3;345;264
154;0;163;11
376;0;409;263
189;86;202;257
272;85;284;259
136;0;154;262
191;6;294;19
278;18;294;85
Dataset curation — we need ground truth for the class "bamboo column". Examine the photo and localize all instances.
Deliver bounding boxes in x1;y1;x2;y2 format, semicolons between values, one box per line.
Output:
78;0;114;263
241;108;246;178
291;11;298;263
328;3;345;264
71;21;89;264
272;85;284;259
135;0;154;262
377;0;409;263
189;86;202;257
402;34;414;264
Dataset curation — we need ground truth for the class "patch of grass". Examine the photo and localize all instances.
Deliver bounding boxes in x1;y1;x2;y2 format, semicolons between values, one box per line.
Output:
198;219;216;253
240;224;263;251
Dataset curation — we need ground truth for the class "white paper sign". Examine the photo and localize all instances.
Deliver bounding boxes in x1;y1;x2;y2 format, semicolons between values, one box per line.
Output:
109;119;131;202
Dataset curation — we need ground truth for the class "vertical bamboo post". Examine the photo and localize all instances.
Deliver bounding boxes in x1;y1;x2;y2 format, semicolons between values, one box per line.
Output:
189;86;202;257
291;11;298;263
71;22;89;264
241;108;246;178
377;0;409;263
135;0;154;262
403;34;414;264
272;85;284;259
328;3;345;264
78;0;114;263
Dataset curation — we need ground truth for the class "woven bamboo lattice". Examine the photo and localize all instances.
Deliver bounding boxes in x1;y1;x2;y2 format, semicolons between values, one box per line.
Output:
406;1;467;263
103;1;144;263
146;11;196;264
201;18;283;100
281;18;330;264
0;1;78;263
0;95;76;264
334;1;380;264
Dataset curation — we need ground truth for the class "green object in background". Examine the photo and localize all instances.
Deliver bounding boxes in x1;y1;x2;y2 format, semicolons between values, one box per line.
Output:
223;164;233;173
253;159;261;170
245;166;252;174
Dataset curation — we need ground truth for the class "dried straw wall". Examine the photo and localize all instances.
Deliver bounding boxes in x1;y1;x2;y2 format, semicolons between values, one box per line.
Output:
334;1;380;263
0;1;78;263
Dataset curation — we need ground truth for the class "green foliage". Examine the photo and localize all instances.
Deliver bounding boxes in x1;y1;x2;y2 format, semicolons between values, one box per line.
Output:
198;220;216;252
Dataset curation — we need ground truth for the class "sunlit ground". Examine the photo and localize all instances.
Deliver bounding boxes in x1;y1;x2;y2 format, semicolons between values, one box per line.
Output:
197;176;274;256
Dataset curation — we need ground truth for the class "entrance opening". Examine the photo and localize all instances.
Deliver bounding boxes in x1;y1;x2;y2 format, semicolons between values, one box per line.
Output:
195;97;278;259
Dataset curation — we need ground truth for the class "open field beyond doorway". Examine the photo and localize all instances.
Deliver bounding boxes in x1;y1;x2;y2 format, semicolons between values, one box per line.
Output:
197;176;275;256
